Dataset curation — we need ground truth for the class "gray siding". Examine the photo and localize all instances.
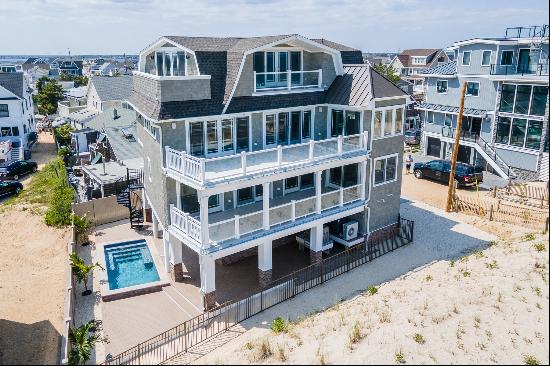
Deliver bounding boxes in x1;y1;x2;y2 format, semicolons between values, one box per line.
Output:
138;122;170;228
425;76;498;111
456;43;497;75
369;134;404;231
495;147;539;171
374;98;407;108
133;73;211;103
161;120;187;152
302;51;337;89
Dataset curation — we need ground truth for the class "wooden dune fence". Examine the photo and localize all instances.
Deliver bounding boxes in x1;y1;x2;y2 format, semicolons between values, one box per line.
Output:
454;193;549;230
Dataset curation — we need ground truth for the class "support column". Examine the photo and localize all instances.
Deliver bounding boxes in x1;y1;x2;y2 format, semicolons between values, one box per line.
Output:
152;213;160;239
200;255;216;310
262;182;270;230
199;194;210;248
166;230;183;282
315;171;322;214
142;188;152;222
360;160;367;201
176;182;182;210
162;229;170;274
258;240;273;288
309;224;324;264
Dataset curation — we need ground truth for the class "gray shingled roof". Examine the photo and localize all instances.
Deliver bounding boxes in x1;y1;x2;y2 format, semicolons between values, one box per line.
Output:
90;75;133;102
86;107;137;131
0;72;24;99
103;124;142;161
422;61;457;75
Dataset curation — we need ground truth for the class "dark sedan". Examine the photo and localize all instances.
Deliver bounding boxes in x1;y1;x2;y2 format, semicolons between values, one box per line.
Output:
413;160;484;187
0;180;23;197
0;160;38;180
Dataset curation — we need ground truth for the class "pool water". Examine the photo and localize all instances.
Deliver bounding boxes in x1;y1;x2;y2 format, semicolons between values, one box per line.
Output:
104;240;160;290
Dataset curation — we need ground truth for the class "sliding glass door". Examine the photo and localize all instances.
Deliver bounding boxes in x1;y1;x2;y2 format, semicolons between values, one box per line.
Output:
236;117;250;152
189;122;204;157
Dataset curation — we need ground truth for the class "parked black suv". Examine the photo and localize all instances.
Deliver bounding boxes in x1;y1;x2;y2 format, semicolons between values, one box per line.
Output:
0;180;23;197
0;160;38;180
413;160;483;187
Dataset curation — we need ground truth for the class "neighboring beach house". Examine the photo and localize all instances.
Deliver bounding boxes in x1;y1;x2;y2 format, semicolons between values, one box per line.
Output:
0;71;36;159
390;49;449;101
417;25;549;182
128;34;410;309
87;75;134;112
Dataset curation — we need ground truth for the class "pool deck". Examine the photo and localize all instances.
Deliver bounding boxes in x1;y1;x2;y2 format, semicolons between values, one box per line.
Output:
88;220;202;358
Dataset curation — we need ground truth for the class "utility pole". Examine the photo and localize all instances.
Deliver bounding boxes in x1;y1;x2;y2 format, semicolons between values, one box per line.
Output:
446;82;467;212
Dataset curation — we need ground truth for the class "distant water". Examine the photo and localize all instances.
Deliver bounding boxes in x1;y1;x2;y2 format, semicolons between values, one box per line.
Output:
0;55;138;65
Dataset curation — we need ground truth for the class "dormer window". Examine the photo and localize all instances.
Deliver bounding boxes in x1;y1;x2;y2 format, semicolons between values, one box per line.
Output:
254;51;302;89
155;51;186;76
412;57;426;65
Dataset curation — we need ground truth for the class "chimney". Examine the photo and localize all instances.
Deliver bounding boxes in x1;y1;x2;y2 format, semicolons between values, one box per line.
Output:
113;108;119;119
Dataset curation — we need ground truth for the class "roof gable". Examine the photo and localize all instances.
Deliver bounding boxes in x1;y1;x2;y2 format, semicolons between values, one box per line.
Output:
0;72;24;99
89;75;133;102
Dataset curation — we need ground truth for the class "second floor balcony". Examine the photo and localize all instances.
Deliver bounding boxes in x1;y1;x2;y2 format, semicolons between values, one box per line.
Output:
254;69;323;93
490;61;549;78
165;132;369;187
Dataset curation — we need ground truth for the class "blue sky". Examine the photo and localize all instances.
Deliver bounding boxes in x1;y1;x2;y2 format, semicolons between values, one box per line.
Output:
0;0;548;55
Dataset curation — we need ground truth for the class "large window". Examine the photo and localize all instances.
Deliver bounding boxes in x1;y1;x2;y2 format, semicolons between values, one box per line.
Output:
329;164;359;187
436;80;448;94
265;109;312;146
496;117;543;150
331;110;361;137
500;50;514;66
499;84;549;116
188;116;250;157
461;51;471;66
0;104;8;118
155;51;186;76
373;108;405;138
0;127;19;137
374;155;398;186
466;82;479;97
254;51;302;89
481;50;492;66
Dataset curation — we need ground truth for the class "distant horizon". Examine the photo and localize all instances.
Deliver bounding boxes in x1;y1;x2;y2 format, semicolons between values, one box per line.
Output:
0;0;548;55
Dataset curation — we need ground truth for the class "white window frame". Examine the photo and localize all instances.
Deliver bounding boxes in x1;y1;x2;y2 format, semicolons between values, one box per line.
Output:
500;50;514;66
234;185;263;207
185;113;252;157
262;107;313;148
466;81;480;97
371;106;405;140
327;108;364;138
461;51;471;66
154;47;187;77
373;153;399;187
436;79;448;94
481;50;492;66
283;173;315;195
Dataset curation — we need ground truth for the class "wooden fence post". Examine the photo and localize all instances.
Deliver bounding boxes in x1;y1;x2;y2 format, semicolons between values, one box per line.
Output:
544;217;549;235
489;204;494;221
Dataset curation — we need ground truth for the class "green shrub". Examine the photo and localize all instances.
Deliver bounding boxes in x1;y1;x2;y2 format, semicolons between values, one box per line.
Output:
366;286;378;296
524;233;536;241
44;184;74;226
271;317;288;334
534;243;546;252
413;333;426;344
524;355;540;365
57;146;71;158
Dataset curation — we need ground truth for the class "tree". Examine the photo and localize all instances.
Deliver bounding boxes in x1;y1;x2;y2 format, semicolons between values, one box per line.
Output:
59;72;88;87
35;76;50;94
35;79;64;115
69;253;103;296
372;63;401;84
54;124;74;146
68;321;101;365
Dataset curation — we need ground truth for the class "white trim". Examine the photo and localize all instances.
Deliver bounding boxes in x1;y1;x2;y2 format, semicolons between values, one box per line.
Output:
138;37;200;75
499;50;514;66
436;79;448;94
132;71;210;81
370;106;406;140
372;153;399;187
481;50;492;67
465;81;480;97
461;51;471;66
494;142;541;155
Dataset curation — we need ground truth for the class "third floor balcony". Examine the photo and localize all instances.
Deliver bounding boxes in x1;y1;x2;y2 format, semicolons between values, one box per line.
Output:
165;132;369;188
254;69;323;93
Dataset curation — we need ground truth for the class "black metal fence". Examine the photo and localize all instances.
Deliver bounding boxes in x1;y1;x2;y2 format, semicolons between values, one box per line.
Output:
103;217;415;365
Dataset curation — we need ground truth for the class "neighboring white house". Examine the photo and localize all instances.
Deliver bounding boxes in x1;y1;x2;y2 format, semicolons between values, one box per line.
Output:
0;71;36;158
86;75;133;112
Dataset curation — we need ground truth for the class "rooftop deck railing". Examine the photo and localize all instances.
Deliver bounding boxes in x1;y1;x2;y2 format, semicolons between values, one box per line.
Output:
165;132;369;186
504;25;549;38
254;69;323;92
490;63;548;76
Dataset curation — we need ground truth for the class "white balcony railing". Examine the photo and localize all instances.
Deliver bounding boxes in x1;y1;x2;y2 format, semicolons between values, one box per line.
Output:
254;69;322;92
165;132;369;185
170;184;363;247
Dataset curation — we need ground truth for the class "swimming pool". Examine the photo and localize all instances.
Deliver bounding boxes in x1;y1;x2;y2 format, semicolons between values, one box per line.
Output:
104;240;160;290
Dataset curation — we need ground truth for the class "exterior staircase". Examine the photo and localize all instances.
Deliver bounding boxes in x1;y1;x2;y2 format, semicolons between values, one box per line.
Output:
115;168;145;229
